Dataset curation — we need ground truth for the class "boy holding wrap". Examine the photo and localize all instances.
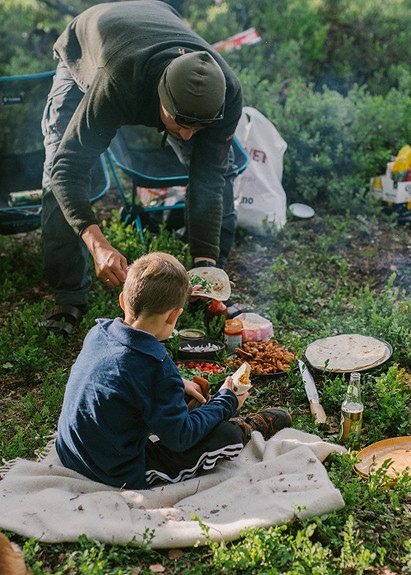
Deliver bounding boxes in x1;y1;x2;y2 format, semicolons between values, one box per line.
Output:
56;252;291;489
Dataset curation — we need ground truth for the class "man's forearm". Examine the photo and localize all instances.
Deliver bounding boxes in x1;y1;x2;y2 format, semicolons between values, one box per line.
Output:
81;224;111;257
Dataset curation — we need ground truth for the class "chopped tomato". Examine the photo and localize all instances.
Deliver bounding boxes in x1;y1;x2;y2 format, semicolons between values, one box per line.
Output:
176;361;225;374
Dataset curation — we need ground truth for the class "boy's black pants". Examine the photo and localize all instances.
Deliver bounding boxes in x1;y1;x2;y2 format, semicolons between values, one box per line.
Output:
144;420;245;485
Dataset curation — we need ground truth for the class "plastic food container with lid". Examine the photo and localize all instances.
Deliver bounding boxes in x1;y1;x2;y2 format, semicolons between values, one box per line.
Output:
235;313;274;342
179;328;206;341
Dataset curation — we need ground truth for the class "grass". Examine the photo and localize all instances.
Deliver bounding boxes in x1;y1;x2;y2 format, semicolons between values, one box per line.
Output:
0;205;410;574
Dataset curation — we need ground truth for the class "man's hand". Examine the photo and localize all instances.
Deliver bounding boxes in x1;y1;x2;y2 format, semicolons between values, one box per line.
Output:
82;224;128;287
182;377;207;404
220;375;248;409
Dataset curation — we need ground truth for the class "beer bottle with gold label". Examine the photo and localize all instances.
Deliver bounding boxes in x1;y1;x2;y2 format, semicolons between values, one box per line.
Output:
338;372;363;447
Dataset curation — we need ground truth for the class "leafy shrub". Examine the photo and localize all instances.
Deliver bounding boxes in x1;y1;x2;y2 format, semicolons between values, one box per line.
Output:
102;212;191;268
183;0;243;45
193;513;383;574
0;0;60;75
254;80;411;209
366;365;411;438
237;0;411;95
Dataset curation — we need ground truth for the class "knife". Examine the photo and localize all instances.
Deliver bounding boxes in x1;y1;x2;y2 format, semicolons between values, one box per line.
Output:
298;359;327;424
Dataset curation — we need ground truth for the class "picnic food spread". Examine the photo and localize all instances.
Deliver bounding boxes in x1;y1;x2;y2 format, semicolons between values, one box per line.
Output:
234;340;296;374
305;334;392;372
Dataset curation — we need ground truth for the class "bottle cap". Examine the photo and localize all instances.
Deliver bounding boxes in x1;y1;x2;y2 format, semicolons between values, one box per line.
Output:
224;319;243;335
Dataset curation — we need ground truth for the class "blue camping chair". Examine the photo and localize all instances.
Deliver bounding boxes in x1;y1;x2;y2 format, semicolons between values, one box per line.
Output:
106;124;250;241
0;71;110;235
1;71;249;241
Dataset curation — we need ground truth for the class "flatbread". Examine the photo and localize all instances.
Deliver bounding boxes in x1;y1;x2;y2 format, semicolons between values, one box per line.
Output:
305;334;391;372
188;267;231;301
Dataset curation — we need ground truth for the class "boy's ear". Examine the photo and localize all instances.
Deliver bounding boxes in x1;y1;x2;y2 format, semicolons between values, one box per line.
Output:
166;307;183;325
119;292;125;311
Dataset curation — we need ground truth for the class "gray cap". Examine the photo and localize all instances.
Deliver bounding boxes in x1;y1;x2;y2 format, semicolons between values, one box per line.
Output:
158;51;226;120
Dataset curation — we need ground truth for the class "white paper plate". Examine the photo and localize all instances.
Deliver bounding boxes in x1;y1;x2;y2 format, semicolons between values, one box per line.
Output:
289;203;315;218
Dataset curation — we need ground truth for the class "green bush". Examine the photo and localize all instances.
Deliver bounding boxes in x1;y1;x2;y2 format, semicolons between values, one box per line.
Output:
249;80;411;209
239;0;411;94
183;0;244;45
0;0;59;75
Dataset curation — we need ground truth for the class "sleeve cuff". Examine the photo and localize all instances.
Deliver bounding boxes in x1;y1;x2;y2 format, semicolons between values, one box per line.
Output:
191;260;217;268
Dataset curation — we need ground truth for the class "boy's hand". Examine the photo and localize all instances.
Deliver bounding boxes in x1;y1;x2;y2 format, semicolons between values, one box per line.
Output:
219;376;248;409
183;377;207;405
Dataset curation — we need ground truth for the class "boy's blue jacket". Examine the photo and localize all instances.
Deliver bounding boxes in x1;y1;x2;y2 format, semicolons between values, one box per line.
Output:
56;318;238;489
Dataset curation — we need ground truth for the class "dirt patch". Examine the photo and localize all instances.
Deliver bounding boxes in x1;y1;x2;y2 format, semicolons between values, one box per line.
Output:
226;217;411;299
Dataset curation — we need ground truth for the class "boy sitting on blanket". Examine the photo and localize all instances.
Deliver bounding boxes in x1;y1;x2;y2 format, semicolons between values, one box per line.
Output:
56;252;292;489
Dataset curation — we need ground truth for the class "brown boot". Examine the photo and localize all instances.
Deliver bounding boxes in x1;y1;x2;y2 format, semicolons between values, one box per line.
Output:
232;408;292;442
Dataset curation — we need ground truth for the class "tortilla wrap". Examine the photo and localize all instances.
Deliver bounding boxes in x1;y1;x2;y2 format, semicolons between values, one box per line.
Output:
232;362;252;395
188;267;231;301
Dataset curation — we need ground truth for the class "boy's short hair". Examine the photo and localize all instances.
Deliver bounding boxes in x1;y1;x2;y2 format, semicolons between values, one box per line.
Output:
123;252;191;318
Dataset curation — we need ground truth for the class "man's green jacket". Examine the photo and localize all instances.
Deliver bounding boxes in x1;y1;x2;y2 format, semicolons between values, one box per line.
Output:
51;0;243;261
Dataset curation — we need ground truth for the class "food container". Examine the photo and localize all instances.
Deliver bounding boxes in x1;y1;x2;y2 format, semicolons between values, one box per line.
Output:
178;339;225;360
224;318;243;354
235;313;274;342
179;328;206;341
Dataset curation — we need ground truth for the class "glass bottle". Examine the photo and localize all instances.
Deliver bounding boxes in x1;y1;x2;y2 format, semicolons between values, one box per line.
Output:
224;318;243;354
338;372;363;446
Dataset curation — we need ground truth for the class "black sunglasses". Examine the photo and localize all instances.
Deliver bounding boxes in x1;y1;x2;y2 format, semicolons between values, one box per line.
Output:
164;72;225;128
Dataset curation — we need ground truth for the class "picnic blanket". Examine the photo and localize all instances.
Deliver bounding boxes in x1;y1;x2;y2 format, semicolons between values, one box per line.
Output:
0;429;346;548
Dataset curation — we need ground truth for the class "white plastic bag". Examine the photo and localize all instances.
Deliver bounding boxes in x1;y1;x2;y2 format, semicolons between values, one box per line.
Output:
234;107;287;234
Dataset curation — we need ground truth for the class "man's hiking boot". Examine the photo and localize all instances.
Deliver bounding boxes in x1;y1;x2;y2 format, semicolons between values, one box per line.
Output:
232;408;292;443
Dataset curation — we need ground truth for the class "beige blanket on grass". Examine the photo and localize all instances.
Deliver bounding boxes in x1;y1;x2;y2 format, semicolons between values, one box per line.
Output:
0;429;346;548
